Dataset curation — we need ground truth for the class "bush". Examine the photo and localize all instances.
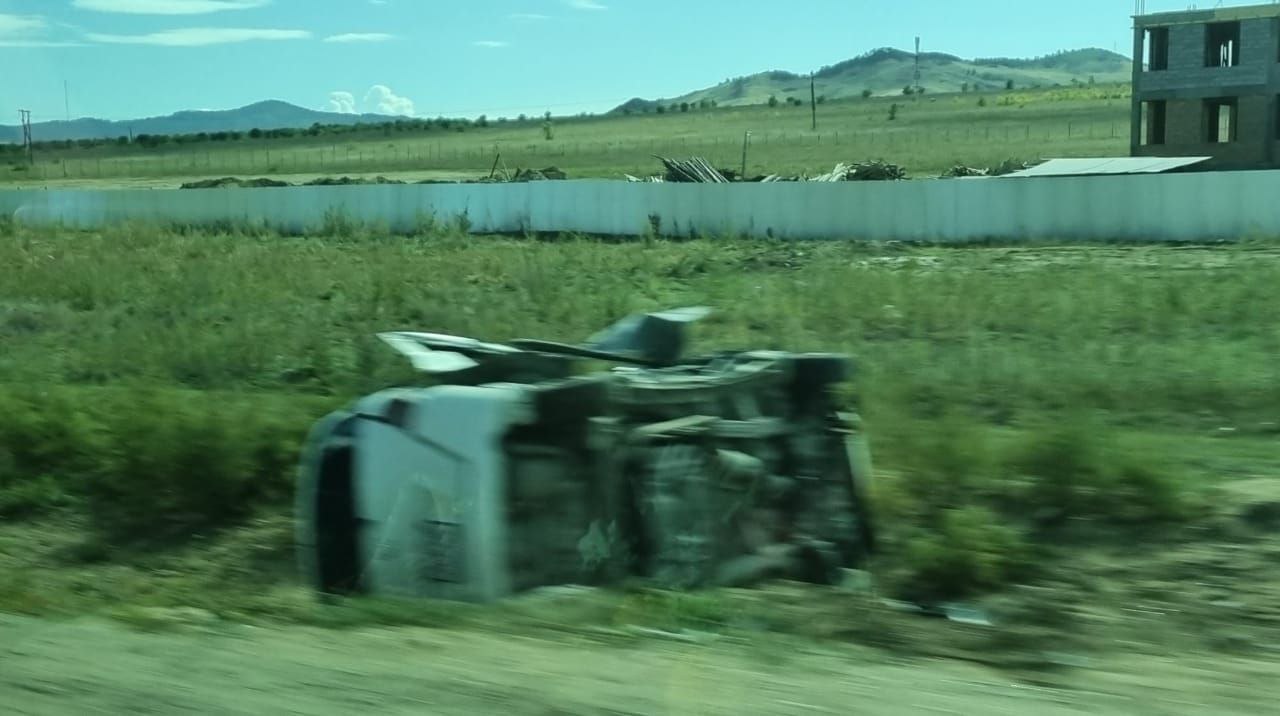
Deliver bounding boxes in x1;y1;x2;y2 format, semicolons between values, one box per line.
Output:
1007;417;1195;527
0;388;103;518
83;389;309;541
869;410;1196;602
0;386;315;540
897;505;1028;603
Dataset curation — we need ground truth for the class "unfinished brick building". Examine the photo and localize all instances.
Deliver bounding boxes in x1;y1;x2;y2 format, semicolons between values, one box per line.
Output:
1131;3;1280;169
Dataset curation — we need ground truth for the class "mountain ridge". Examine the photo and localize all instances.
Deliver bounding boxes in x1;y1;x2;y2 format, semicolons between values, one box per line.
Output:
0;100;401;144
613;47;1131;112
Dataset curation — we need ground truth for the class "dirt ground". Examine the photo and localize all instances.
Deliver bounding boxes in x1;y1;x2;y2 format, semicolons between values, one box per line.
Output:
2;612;1278;716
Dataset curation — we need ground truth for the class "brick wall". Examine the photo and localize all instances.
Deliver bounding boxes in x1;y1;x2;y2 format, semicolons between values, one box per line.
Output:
1136;94;1273;167
1137;18;1274;92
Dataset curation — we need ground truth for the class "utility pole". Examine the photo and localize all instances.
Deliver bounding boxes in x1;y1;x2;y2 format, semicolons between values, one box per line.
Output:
64;81;70;122
914;36;922;96
19;110;33;165
741;130;751;179
810;72;817;131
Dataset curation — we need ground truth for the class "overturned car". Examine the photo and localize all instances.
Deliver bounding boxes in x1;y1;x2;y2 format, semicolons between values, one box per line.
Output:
295;308;876;602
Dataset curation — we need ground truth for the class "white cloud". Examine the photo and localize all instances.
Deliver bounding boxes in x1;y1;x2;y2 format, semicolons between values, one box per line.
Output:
0;40;85;47
565;0;607;9
72;0;270;14
473;40;508;48
325;32;394;43
0;13;82;47
364;85;415;116
508;13;549;21
328;91;356;114
0;14;46;36
87;27;309;45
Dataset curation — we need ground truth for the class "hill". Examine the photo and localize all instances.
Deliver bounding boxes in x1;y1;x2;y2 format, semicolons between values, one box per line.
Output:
615;47;1131;112
0;100;399;144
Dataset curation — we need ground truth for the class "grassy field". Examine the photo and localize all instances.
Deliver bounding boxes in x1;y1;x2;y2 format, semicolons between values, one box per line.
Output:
1;85;1132;185
2;218;1279;661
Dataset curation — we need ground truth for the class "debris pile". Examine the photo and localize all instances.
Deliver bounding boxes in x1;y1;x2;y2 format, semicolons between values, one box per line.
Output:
634;157;908;184
179;177;291;189
941;165;989;178
303;176;405;186
808;161;908;182
511;166;568;182
988;158;1037;176
656;155;731;183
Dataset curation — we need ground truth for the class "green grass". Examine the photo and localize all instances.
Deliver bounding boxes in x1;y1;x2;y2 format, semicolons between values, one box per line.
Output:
2;224;1279;653
2;84;1132;184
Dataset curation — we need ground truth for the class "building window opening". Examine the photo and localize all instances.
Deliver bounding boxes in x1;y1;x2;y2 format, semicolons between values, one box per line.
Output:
1145;28;1169;71
1206;22;1241;67
1275;96;1280;140
1205;98;1238;143
1142;100;1167;145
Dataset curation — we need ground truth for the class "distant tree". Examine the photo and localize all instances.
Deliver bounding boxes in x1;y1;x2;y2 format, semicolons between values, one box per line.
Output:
709;100;718;108
768;95;779;107
249;128;263;139
816;95;827;104
698;99;709;110
542;119;554;141
477;114;489;127
518;113;528;122
861;89;873;99
1005;79;1015;90
888;103;899;120
116;136;129;146
916;87;926;95
669;104;678;113
1088;75;1096;86
978;97;988;107
902;85;914;96
656;104;666;114
961;82;970;93
680;102;690;112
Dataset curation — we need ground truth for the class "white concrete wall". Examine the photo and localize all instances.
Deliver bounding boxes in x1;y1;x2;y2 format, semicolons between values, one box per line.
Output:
6;170;1280;241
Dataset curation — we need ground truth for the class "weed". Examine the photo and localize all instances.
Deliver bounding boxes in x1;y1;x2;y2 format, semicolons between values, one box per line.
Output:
320;207;358;238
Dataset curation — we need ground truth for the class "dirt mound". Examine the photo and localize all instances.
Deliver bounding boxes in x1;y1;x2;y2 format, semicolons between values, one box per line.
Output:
179;177;291;190
302;176;406;186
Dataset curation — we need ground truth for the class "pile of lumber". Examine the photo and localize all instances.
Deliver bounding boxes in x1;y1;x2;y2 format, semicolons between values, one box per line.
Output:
655;155;730;183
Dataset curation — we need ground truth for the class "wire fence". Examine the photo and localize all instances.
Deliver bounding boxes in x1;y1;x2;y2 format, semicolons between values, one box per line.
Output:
11;121;1129;182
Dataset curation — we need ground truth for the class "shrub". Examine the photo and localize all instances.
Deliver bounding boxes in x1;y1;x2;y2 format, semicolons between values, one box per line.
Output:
1007;417;1195;527
869;410;1196;602
0;385;315;540
82;389;310;542
0;388;103;518
320;207;359;238
897;505;1028;603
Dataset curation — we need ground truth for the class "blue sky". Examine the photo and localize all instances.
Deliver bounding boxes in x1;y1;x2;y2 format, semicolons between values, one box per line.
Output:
0;1;1267;123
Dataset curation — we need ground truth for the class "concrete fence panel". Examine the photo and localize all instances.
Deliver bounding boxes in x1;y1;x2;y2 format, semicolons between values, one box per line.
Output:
7;170;1280;242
